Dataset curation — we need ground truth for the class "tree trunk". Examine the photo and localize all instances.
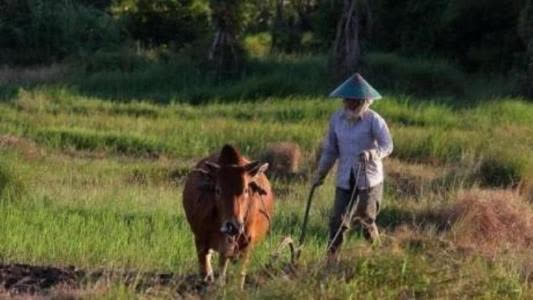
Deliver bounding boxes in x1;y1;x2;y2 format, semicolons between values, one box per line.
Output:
271;0;285;52
520;0;533;98
208;1;242;76
208;29;240;76
329;0;360;81
525;38;533;99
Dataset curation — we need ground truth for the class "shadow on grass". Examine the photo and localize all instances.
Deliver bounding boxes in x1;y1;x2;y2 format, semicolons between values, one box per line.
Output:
378;206;451;232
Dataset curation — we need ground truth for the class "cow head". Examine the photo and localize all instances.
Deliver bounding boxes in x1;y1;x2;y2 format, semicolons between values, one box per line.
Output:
205;145;268;237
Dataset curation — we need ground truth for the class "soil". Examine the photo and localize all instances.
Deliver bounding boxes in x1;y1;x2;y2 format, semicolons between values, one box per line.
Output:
0;263;208;296
0;264;78;294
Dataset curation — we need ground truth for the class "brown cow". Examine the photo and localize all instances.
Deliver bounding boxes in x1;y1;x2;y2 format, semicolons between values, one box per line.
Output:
182;144;274;288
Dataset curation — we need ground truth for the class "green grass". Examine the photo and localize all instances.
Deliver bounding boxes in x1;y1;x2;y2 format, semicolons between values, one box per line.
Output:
0;54;532;297
1;150;531;298
2;86;532;187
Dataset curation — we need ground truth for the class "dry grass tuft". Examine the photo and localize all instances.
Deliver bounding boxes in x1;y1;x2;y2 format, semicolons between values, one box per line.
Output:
517;180;533;204
0;64;68;85
260;142;301;176
445;189;533;253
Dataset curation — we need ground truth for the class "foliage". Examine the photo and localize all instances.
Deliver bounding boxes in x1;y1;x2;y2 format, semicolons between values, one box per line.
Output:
311;0;342;50
519;0;533;98
110;0;210;48
244;32;273;57
519;0;533;42
371;0;526;72
207;0;249;75
440;0;526;71
0;0;123;65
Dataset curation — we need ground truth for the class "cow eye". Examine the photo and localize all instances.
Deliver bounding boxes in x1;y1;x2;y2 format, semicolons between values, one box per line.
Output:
244;187;249;195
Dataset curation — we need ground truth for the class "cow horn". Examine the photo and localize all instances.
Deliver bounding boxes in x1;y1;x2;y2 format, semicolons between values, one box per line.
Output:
205;161;220;171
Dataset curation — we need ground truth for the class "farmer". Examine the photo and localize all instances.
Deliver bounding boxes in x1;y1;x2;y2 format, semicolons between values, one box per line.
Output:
312;73;393;257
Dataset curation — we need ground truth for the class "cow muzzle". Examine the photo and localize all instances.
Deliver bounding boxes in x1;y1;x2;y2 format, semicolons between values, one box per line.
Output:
220;220;244;236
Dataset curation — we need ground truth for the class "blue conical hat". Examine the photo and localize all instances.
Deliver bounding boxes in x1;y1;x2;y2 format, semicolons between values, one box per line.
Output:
329;73;382;100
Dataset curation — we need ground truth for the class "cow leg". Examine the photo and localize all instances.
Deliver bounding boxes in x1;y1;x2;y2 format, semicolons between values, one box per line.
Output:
217;255;230;286
196;243;214;283
239;250;250;290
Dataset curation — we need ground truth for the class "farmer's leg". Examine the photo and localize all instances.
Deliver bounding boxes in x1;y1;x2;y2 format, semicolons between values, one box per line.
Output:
354;183;383;243
328;187;357;254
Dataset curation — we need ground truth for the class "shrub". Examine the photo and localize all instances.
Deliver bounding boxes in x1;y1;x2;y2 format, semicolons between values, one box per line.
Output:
244;32;272;57
478;156;527;188
83;48;149;73
362;52;466;97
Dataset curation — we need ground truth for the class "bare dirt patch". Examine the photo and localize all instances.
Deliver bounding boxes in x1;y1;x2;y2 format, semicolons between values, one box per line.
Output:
0;264;78;295
0;263;208;297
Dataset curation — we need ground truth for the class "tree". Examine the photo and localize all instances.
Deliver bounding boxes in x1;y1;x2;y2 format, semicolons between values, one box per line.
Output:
208;0;246;75
111;0;209;49
519;0;533;98
329;0;371;81
0;0;122;65
271;0;285;52
270;0;320;53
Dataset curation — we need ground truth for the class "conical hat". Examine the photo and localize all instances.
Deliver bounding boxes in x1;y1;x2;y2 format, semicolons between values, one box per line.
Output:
329;73;382;100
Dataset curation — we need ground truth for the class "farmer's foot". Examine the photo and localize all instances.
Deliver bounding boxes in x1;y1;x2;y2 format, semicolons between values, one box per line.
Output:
363;223;381;245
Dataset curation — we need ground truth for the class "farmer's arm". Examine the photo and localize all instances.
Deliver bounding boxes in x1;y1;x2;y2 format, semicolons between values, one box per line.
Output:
316;116;339;179
369;115;393;160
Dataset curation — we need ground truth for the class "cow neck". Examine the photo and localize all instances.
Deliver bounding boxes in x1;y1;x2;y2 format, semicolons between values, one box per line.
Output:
257;193;271;232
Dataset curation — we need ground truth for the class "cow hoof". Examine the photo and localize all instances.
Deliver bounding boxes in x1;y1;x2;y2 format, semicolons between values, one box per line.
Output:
203;273;215;284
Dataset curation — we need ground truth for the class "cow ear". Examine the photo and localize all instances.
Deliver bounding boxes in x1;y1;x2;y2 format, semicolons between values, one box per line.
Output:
245;161;269;178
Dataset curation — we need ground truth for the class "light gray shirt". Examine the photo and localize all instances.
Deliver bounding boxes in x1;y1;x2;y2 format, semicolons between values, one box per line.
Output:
317;108;393;190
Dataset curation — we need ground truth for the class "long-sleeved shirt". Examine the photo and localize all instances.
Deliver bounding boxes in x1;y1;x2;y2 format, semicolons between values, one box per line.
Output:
317;108;393;190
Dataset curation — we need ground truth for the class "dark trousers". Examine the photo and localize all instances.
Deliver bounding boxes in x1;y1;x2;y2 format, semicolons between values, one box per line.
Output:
328;182;383;253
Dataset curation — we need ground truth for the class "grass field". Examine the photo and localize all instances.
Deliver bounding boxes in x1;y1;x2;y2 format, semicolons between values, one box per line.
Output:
1;55;533;298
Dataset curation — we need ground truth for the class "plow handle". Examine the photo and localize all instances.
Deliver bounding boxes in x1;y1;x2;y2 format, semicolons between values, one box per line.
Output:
298;185;317;246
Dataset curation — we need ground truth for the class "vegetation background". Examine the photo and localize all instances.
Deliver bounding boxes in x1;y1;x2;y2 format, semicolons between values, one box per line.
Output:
1;0;533;298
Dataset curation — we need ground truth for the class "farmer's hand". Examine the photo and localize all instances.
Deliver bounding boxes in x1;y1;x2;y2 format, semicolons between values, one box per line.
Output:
359;150;372;163
311;172;324;187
